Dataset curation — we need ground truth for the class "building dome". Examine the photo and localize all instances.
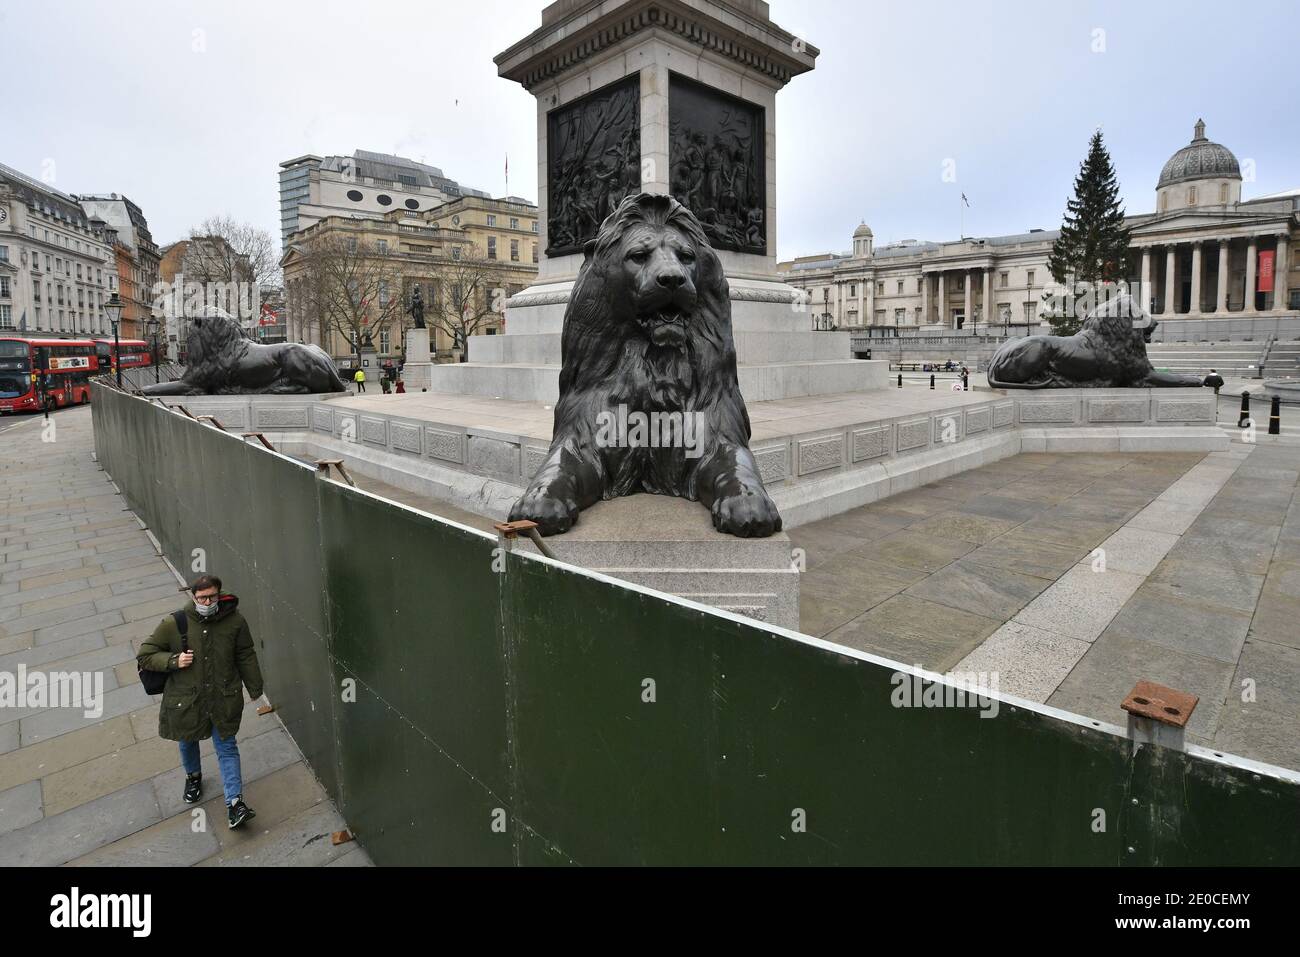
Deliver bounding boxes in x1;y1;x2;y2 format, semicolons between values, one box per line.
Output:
1157;120;1241;189
853;221;873;238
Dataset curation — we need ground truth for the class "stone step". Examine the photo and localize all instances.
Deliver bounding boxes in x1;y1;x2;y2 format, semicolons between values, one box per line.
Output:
468;331;852;365
426;359;888;403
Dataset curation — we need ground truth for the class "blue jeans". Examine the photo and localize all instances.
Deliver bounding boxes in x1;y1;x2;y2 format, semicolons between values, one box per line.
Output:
179;729;243;805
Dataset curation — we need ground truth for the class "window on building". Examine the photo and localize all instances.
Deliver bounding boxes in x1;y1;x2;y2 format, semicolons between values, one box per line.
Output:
0;277;9;298
0;305;11;329
487;237;497;259
999;271;1008;287
894;308;905;325
997;302;1012;324
346;237;358;254
532;244;538;264
0;246;8;262
876;282;884;296
1220;184;1229;204
510;218;519;230
451;247;461;261
874;309;886;324
1026;270;1035;287
1188;186;1197;205
380;329;390;354
896;280;904;295
96;269;102;284
510;239;519;262
849;284;856;297
531;222;538;233
956;276;965;292
32;283;40;302
76;263;83;279
487;215;497;227
57;286;64;305
378;281;388;307
1291;290;1300;310
1024;302;1035;322
377;239;388;254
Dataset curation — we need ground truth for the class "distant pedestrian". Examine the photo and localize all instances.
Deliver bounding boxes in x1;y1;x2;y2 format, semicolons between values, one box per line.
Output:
395;379;406;394
354;368;366;393
1204;369;1224;396
137;574;264;830
380;377;391;394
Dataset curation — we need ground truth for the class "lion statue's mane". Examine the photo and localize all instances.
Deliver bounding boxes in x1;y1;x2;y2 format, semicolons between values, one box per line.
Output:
142;313;346;396
508;193;782;537
986;294;1204;389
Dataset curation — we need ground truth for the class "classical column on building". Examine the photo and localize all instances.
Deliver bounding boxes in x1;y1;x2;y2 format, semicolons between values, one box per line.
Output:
982;268;992;331
963;270;973;331
1244;237;1258;313
1275;233;1290;312
866;277;875;326
1189;241;1203;316
1140;247;1152;313
1163;245;1177;315
936;271;946;326
920;274;929;325
1216;239;1230;313
857;277;865;326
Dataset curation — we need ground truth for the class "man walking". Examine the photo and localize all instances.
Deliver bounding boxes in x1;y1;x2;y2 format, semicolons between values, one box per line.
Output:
354;367;366;393
137;574;264;829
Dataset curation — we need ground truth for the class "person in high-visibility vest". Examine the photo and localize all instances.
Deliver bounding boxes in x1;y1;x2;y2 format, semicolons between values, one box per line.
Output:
353;368;366;393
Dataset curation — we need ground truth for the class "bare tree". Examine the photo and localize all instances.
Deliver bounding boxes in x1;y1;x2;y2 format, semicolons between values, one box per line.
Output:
186;216;280;289
428;250;506;361
293;233;405;358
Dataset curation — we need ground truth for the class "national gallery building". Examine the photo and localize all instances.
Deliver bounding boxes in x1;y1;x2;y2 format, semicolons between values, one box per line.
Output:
778;121;1297;336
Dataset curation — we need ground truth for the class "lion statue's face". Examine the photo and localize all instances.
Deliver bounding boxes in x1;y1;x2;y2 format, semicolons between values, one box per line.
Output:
613;221;700;350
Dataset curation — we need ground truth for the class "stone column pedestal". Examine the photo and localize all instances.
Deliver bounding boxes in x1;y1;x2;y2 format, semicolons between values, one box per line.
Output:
400;328;434;392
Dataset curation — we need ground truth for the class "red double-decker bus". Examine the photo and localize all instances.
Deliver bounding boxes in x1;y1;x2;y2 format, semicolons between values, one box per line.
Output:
0;337;118;414
93;338;152;370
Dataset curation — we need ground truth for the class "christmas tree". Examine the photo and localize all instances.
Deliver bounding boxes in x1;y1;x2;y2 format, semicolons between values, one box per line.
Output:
1043;130;1131;335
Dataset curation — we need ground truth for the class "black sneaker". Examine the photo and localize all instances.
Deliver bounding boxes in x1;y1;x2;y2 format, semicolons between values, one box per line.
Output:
227;798;256;830
183;772;202;804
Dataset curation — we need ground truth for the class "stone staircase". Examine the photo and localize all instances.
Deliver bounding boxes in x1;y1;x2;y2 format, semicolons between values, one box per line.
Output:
1145;341;1269;379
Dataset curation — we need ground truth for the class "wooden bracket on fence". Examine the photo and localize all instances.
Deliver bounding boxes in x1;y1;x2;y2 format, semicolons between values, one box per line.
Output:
174;404;197;419
1121;679;1198;753
331;828;355;846
241;432;276;451
494;519;557;560
196;415;227;431
314;459;356;487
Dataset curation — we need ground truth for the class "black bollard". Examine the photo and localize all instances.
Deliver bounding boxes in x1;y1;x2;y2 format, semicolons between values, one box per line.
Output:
962;372;970;391
1269;395;1281;435
897;373;903;388
1238;391;1251;429
930;374;935;390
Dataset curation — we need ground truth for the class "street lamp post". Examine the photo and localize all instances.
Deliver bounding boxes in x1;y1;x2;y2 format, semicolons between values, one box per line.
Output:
105;292;125;388
145;317;161;384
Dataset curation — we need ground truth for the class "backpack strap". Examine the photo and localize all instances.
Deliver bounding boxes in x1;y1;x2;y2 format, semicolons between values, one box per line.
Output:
172;609;189;653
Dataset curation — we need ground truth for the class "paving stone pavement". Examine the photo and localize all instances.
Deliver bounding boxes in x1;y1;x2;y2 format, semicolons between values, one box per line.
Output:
0;407;371;866
793;441;1300;773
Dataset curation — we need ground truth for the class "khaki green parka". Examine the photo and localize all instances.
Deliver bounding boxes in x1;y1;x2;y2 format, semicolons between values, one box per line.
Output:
137;594;264;742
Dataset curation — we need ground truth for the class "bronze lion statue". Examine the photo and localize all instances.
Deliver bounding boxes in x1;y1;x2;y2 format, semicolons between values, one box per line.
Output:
508;193;782;537
142;313;345;396
987;294;1204;389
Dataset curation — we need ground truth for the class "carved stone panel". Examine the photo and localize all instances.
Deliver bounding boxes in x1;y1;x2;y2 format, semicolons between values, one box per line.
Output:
897;418;930;452
669;73;766;255
546;75;641;256
852;426;890;462
965;407;991;434
311;405;333;434
1087;398;1149;423
391;423;422;454
753;445;788;484
254;405;309;429
360;416;388;447
993;402;1015;429
797;435;844;476
425;428;464;464
1156;398;1215;422
1018;399;1078;424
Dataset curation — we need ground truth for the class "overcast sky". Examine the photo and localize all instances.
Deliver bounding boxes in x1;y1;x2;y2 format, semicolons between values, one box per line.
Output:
11;0;1298;258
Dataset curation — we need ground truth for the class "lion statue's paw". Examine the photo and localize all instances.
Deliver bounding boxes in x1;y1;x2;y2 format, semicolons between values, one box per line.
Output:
711;488;782;538
508;489;579;537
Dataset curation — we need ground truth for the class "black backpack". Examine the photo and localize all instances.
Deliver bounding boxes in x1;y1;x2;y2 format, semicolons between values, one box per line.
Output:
139;610;189;695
